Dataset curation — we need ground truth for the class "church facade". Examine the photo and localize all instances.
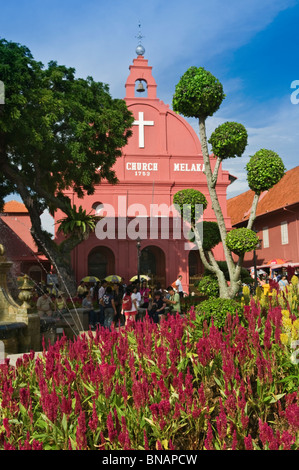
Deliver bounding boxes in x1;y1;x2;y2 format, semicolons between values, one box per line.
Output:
54;51;233;293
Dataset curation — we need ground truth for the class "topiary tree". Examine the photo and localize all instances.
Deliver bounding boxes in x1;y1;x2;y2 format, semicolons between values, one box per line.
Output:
225;228;259;256
173;66;285;298
246;149;285;194
173;188;207;227
208;121;248;160
203;261;253;286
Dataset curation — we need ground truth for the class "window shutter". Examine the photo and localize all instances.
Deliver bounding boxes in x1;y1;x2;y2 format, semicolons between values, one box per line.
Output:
281;221;289;245
263;227;269;248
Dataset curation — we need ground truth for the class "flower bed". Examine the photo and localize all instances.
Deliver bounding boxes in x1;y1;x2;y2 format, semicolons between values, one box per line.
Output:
0;296;299;450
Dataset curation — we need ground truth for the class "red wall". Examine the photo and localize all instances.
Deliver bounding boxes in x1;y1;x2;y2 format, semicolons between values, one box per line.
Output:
241;204;299;268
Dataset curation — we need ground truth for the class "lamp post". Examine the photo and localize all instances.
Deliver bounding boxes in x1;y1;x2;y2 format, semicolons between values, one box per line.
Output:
253;248;258;293
252;227;261;294
136;237;141;284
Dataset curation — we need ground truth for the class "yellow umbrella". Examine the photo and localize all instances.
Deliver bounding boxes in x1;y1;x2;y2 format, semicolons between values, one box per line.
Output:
105;275;122;283
130;275;151;282
81;276;100;283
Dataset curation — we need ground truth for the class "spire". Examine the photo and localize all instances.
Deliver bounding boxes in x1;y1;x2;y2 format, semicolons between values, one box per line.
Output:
135;21;145;56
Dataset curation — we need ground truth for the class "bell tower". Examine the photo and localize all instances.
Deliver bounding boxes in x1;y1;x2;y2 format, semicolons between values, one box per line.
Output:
125;30;158;101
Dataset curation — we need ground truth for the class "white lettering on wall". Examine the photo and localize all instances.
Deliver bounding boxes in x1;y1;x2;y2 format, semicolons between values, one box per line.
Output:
125;162;205;177
174;163;205;172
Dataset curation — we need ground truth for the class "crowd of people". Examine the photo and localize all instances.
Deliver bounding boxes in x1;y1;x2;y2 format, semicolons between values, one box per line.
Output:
76;275;184;330
34;274;185;331
257;269;299;294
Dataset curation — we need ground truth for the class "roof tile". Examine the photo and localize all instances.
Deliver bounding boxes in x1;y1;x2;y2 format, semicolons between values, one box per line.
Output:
227;166;299;225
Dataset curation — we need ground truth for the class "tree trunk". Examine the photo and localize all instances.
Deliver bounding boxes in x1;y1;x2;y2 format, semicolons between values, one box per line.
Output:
196;117;260;299
198;117;235;298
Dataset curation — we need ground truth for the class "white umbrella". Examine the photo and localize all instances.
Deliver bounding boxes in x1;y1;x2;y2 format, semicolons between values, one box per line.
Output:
130;275;151;282
257;269;267;275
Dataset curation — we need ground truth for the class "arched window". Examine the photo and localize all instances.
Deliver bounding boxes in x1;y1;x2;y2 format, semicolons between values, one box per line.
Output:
140;245;165;287
92;202;103;215
188;249;203;284
88;247;115;280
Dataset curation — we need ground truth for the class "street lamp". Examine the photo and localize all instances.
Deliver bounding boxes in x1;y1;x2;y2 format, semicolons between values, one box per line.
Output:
252;227;261;294
136;237;141;284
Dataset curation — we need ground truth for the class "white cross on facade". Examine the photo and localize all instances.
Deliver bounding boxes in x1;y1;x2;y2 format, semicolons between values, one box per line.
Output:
133;111;154;148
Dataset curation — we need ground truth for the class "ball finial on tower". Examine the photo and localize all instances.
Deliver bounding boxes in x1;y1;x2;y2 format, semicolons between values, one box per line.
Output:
135;21;145;56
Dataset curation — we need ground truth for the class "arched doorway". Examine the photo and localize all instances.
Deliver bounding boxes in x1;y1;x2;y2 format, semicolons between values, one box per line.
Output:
140;245;166;288
27;265;43;284
88;247;115;280
188;249;203;286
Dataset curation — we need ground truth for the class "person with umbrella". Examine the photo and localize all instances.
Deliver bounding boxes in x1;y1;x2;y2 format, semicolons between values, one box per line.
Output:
77;281;88;299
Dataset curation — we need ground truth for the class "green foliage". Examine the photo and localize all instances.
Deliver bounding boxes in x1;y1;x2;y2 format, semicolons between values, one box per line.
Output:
196;297;242;329
246;149;285;194
204;261;253;285
225;228;259;255
196;275;219;298
172;66;225;119
201;221;221;251
0;38;134;215
0;38;134;286
208;121;248;160
56;204;98;237
173;189;207;226
188;221;221;251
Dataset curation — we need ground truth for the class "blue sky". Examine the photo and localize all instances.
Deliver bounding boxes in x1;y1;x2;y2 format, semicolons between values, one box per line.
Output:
1;0;299;231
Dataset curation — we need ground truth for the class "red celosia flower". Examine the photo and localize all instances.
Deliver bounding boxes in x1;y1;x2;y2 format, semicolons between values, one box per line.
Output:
244;434;253;450
216;399;227;441
88;400;98;432
76;410;87;450
285;403;299;431
2;418;10;438
204;421;214;450
281;430;295;450
143;430;149;450
107;411;117;442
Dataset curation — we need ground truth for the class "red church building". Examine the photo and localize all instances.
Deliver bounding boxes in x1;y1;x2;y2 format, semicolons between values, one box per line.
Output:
55;48;233;292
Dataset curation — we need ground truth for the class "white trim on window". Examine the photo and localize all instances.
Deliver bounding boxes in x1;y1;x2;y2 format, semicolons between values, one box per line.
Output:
262;227;269;248
281;221;289;245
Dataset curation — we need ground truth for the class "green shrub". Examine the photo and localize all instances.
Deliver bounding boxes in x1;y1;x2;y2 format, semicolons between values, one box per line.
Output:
208;121;248;160
196;275;219;298
196;297;241;329
204;260;253;285
246;149;285;194
225;228;259;255
172;66;225;119
173;189;207;226
188;220;221;251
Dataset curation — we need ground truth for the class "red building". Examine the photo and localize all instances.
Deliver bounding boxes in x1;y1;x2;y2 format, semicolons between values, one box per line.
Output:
54;50;233;292
0;200;51;282
227;165;299;273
